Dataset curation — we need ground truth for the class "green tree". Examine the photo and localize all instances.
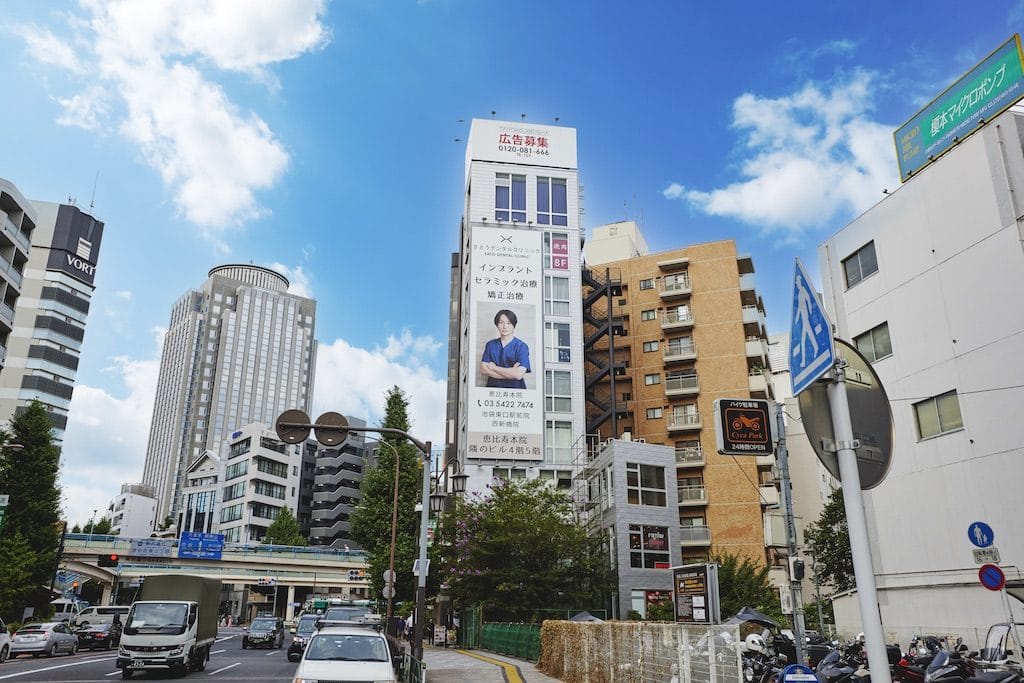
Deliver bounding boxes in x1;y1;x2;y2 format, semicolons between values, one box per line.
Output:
350;386;424;606
262;508;306;546
0;403;63;620
432;478;615;622
803;487;853;592
712;550;783;624
71;524;82;534
0;533;37;622
94;516;113;535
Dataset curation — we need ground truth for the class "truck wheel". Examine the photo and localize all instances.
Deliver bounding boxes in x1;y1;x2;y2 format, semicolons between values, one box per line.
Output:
0;645;8;663
195;646;209;672
121;668;132;680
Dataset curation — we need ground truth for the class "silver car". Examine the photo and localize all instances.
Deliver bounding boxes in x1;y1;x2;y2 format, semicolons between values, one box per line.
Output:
10;622;79;658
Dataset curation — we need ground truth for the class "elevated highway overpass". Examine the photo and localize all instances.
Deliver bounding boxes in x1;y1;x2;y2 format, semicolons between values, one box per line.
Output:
60;534;371;620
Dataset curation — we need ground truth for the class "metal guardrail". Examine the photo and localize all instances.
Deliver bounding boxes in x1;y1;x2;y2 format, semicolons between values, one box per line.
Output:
401;653;425;683
64;534;368;561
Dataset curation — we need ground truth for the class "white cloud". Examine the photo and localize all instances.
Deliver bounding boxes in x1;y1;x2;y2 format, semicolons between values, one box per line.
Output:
312;332;446;446
665;70;899;241
17;0;330;233
113;290;133;300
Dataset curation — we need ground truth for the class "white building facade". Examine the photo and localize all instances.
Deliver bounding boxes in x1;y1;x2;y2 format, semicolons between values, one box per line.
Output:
448;119;586;494
818;105;1024;644
107;484;158;538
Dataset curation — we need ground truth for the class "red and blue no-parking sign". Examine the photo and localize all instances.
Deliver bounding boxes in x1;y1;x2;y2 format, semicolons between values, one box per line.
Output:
979;563;1006;591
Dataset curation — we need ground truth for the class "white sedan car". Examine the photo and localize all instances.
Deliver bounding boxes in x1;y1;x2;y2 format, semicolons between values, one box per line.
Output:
293;625;399;683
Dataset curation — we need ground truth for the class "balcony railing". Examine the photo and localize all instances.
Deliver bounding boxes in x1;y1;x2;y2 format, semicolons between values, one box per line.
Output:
675;446;704;466
664;342;696;363
679;525;712;544
665;374;699;396
678;485;707;505
668;413;701;431
659;274;692;299
662;310;694;328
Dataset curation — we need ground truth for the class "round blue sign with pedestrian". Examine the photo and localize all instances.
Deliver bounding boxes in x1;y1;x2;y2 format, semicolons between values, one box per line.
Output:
968;521;994;548
781;663;817;681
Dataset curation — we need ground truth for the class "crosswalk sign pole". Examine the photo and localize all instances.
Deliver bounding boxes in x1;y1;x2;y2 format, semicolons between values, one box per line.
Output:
827;360;891;683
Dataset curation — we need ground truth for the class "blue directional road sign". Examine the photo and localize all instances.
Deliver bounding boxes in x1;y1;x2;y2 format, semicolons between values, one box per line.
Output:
968;521;994;548
790;258;835;396
178;532;225;560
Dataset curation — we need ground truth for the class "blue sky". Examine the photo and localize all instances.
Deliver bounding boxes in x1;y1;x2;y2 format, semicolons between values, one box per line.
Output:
2;0;1021;526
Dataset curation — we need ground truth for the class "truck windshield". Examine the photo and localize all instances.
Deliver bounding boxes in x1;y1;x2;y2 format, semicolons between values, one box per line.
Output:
125;604;189;634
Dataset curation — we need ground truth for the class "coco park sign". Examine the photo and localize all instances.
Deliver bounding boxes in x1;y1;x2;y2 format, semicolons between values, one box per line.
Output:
895;34;1024;181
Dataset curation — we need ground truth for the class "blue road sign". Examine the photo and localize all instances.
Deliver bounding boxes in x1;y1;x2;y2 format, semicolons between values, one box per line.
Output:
979;563;1006;591
790;258;835;396
781;664;818;681
178;532;225;560
968;521;994;548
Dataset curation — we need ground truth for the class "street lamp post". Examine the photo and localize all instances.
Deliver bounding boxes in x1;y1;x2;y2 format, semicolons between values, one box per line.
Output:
370;439;402;630
87;508;98;547
275;410;434;661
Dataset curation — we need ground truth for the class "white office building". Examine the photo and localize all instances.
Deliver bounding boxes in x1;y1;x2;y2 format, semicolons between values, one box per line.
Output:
818;104;1024;643
107;484;158;538
141;265;316;526
446;119;586;494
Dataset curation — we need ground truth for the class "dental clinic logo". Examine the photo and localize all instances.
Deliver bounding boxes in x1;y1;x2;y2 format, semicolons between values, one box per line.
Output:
67;237;96;276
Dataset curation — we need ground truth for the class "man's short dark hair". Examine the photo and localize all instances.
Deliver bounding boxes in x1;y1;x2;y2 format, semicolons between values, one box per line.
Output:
494;309;518;327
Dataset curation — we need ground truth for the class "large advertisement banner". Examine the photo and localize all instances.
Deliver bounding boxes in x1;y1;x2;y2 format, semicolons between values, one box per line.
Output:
895;34;1024;181
468;226;544;460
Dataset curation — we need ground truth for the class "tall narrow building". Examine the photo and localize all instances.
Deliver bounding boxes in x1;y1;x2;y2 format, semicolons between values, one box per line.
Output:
141;265;316;526
0;183;104;440
583;223;776;567
446;119;586;493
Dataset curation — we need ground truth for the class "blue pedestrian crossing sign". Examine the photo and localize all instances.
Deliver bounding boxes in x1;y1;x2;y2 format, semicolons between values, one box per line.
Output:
790;258;835;396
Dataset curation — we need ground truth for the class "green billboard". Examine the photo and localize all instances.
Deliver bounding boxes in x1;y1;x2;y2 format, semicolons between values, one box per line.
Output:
895;34;1024;181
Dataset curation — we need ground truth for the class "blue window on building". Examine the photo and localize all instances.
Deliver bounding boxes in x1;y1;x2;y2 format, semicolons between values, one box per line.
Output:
496;173;526;222
537;177;568;226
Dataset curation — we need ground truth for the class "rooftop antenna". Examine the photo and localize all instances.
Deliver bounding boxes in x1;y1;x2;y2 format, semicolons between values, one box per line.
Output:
89;170;100;212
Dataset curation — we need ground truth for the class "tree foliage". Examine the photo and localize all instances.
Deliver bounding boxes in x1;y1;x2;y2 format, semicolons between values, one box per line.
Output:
712;551;783;623
803;487;854;593
350;386;424;606
0;403;63;621
432;478;615;622
262;507;306;546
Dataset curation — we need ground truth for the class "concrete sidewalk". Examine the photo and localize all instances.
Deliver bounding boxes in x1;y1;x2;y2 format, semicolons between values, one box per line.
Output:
422;644;562;683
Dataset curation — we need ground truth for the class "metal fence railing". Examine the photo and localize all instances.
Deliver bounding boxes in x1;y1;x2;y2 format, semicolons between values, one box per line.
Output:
481;622;541;661
400;653;425;683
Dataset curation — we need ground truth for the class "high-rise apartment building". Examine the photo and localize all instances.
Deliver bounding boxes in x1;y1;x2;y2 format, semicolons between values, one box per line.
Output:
141;264;316;525
0;179;35;372
0;184;105;439
446;118;586;493
583;223;776;566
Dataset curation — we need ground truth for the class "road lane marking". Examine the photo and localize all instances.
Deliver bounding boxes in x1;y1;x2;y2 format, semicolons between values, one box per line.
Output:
215;635;236;643
211;649;227;655
208;662;241;675
0;655;118;679
264;651;279;656
455;650;526;683
105;670;121;676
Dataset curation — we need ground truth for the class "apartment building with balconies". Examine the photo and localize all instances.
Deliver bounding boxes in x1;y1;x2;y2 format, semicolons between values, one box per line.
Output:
583;223;776;568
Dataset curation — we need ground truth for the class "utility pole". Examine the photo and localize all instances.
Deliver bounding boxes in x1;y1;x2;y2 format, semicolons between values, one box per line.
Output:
775;402;807;665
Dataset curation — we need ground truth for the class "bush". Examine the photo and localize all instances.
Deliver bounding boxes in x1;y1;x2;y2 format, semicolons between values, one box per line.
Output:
627;610;643;621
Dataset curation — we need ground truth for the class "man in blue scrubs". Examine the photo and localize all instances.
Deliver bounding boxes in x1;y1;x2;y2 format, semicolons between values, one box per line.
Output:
480;309;531;388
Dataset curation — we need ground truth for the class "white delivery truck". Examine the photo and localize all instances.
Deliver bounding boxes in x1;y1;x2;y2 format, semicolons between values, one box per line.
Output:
117;575;220;679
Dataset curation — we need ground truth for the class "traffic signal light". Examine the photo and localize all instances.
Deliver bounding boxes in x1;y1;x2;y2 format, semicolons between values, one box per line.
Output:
98;553;119;567
789;556;805;581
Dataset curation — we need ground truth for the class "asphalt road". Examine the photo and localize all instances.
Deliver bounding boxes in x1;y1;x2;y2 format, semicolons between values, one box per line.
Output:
0;628;297;683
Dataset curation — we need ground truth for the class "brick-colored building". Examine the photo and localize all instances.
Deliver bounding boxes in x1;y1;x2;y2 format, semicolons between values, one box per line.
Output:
583;222;777;567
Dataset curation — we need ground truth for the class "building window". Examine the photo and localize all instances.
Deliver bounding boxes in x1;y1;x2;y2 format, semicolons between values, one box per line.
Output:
538;469;573;490
643;341;659;353
495;173;526;222
537;177;568;226
256;457;289;479
843;241;878;288
666;369;697;392
644;373;661;385
544;322;571;363
229;438;251;459
544;232;569;270
626;463;667;507
640;309;657;321
666;336;694;356
225;460;248;480
646;407;663;419
854;322;892;362
914;390;963;439
492;467;527;482
223;482;245;501
639;278;655;290
545;370;572;412
220;503;243;523
544;276;571;316
629;524;670;568
545;420;573;463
